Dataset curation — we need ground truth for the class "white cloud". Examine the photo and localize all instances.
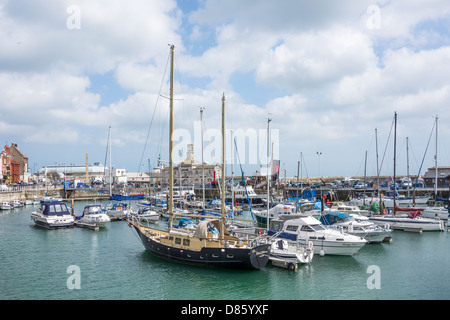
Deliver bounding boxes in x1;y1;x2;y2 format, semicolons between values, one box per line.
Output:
1;0;450;175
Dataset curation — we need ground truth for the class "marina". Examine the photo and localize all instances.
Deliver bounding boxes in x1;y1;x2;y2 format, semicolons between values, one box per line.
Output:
0;200;449;300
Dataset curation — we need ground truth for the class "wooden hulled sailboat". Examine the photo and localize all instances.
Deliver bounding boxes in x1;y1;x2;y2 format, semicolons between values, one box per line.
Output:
129;45;270;270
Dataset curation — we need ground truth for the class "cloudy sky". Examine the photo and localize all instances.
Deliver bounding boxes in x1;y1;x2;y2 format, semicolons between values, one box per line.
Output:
1;0;450;179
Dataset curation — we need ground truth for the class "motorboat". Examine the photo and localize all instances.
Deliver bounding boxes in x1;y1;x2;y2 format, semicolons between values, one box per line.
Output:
253;203;301;225
421;206;449;221
30;200;75;229
319;211;392;244
269;216;367;256
134;207;160;224
10;200;23;208
328;202;371;217
369;213;444;232
381;193;430;208
1;202;12;210
105;202;131;221
269;238;314;269
227;185;265;207
369;203;444;232
76;204;110;228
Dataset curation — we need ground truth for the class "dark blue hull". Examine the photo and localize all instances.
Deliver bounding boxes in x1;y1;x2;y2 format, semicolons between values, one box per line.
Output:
134;225;270;270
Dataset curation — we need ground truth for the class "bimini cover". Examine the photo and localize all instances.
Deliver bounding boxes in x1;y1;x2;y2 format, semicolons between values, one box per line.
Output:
194;219;230;239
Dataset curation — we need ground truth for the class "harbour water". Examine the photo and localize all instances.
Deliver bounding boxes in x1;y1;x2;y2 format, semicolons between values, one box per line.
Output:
1;200;449;301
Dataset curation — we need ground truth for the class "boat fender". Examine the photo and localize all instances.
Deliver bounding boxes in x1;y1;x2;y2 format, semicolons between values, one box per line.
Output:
319;249;325;257
288;262;296;271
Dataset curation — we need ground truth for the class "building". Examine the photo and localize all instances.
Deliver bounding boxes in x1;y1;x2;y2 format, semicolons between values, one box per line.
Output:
37;162;106;183
127;172;150;185
104;168;127;185
423;167;450;188
1;143;26;184
160;144;221;187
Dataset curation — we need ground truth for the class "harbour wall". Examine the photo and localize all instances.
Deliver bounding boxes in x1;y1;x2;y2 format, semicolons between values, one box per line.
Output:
0;186;447;204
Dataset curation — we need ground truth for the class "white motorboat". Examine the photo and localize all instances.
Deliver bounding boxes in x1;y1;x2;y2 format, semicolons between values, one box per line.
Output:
421;206;449;221
30;200;75;229
254;203;303;225
76;204;110;228
381;194;430;208
1;202;12;210
105;202;132;221
329;202;371;217
134;207;160;224
10;200;23;208
269;238;314;268
319;211;392;244
227;185;265;207
369;213;444;232
269;216;367;256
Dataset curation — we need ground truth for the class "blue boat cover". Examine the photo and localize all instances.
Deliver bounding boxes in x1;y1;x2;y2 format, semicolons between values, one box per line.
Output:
319;211;349;225
40;200;71;216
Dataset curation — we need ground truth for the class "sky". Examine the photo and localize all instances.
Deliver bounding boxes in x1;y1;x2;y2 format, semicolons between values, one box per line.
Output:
1;0;450;179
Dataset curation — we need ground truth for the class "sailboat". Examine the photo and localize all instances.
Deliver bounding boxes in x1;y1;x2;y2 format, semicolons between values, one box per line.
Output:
129;45;270;270
421;115;449;221
369;113;444;232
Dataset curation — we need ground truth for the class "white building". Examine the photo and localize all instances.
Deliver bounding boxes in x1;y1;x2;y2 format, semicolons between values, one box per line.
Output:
104;168;127;185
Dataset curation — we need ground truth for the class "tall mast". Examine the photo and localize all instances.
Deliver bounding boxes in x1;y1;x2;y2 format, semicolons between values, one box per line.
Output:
200;107;205;210
406;137;410;198
393;112;397;215
220;93;226;242
435;115;439;199
375;128;379;199
266;116;271;231
168;45;175;230
109;126;112;198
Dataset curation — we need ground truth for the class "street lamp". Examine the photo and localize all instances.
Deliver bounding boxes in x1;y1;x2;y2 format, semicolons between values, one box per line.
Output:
316;152;322;177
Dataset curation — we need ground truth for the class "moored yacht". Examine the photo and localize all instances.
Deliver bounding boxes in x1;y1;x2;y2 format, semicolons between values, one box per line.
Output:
76;204;110;228
1;202;12;210
130;46;270;270
30;200;75;229
253;203;301;225
369;212;444;232
319;211;392;243
269;216;367;256
133;207;160;224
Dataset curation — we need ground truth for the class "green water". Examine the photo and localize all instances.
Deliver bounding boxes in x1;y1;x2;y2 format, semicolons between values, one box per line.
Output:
0;201;449;300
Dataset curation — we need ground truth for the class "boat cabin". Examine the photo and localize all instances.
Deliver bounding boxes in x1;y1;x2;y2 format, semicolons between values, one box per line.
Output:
39;200;71;216
82;204;103;216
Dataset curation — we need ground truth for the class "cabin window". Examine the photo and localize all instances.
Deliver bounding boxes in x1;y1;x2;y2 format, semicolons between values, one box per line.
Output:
286;225;298;232
300;225;314;232
183;239;190;246
169;236;174;241
175;238;182;245
54;204;62;212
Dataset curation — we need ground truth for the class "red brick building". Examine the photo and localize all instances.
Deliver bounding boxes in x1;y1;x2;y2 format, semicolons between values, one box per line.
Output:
1;143;28;184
